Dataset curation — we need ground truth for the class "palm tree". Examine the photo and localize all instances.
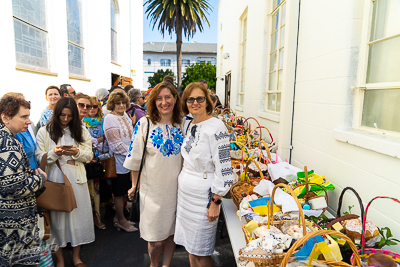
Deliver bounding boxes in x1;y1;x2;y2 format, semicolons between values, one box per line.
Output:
145;0;212;92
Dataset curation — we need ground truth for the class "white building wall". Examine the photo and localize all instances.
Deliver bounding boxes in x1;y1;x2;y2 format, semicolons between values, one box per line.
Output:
217;0;400;252
1;0;143;123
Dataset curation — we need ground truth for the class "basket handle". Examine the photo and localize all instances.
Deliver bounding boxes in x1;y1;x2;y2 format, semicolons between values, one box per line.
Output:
362;196;400;252
244;158;265;180
250;125;274;145
280;230;362;267
243;117;261;137
269;183;306;236
259;140;272;163
336;187;364;223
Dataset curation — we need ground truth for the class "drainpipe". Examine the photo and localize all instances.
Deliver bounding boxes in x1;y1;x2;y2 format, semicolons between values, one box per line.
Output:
288;0;301;164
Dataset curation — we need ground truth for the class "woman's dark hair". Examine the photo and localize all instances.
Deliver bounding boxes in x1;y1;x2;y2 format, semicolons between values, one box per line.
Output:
46;97;83;144
181;82;213;116
0;96;30;123
124;84;134;94
147;82;182;126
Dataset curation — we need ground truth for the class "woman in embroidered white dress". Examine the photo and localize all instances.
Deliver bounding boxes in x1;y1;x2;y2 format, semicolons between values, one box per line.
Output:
103;89;137;232
124;82;184;267
35;97;94;267
174;82;233;267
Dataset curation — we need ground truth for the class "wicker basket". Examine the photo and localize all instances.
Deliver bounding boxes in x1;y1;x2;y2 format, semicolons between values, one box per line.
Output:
324;186;364;229
281;230;362;267
292;166;330;213
350;196;400;266
238;183;307;267
230;159;264;209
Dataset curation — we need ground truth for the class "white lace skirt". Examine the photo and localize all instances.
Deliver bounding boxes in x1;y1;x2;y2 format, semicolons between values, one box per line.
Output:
48;164;94;247
174;167;219;256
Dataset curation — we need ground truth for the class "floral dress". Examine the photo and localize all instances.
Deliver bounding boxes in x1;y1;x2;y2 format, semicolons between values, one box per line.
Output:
123;117;184;242
39;107;53;128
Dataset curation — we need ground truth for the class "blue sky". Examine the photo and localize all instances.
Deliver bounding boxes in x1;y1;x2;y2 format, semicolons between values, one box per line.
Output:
143;0;219;44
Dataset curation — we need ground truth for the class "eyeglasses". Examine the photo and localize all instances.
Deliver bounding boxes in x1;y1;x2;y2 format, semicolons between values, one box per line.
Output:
185;96;206;104
91;105;99;109
115;101;126;106
77;103;93;109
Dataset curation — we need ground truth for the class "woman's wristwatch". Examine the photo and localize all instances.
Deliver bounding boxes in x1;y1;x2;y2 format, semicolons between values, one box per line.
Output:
212;197;222;205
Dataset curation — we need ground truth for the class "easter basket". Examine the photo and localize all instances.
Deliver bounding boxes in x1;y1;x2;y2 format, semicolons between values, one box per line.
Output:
350;196;400;267
238;183;307;267
230;159;265;209
281;230;362;267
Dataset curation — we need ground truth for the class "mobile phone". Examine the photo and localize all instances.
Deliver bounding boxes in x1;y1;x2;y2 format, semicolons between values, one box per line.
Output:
62;145;73;148
131;108;136;117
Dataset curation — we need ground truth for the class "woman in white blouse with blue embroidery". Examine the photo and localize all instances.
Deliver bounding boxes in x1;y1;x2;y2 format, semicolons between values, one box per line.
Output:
174;82;233;267
124;82;184;267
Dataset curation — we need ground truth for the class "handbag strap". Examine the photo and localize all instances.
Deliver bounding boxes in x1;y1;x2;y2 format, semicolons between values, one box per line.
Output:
133;117;150;196
185;117;193;136
55;159;72;187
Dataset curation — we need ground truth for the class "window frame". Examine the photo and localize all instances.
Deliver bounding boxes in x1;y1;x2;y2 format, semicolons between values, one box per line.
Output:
160;59;171;67
111;0;118;64
12;0;50;71
264;0;286;114
237;11;248;108
353;0;400;137
66;0;86;78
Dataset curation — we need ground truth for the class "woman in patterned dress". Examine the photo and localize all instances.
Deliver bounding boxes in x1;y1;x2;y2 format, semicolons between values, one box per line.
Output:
103;89;137;232
0;95;47;267
39;86;61;128
174;82;233;267
124;82;184;267
83;96;106;230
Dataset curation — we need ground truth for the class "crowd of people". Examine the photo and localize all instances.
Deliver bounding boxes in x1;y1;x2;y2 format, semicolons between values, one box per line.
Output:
0;78;233;267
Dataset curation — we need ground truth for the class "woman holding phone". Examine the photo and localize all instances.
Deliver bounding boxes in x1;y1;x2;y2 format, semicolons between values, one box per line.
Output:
35;97;94;267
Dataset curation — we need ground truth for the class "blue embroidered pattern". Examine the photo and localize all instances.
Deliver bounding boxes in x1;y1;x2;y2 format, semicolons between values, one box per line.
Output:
150;125;183;157
127;120;141;157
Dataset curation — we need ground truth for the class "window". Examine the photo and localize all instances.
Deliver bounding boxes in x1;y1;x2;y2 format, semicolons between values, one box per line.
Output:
12;0;49;70
237;14;247;107
160;59;171;66
67;0;84;76
197;60;206;64
111;0;118;63
147;58;151;65
356;0;400;134
182;59;190;66
265;0;285;112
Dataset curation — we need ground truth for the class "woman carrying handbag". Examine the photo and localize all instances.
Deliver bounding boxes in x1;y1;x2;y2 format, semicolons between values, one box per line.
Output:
124;81;185;267
35;97;94;267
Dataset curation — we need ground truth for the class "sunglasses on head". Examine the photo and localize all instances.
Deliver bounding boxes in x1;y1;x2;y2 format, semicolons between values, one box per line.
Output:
77;103;93;109
185;96;206;104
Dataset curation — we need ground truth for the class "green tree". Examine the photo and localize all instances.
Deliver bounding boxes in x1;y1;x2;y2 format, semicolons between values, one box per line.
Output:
145;0;212;93
147;69;175;88
181;62;216;91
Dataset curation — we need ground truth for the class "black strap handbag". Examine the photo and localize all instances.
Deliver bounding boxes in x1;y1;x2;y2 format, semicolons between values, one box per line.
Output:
129;117;150;223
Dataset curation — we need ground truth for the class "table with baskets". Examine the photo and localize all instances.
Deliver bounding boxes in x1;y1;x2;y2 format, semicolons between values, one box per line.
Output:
217;110;400;267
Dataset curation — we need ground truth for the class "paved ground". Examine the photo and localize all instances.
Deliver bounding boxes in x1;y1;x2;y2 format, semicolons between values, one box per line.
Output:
56;210;237;267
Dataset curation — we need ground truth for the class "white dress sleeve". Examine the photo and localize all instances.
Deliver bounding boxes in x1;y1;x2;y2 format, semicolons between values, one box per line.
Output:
209;120;233;196
72;127;93;163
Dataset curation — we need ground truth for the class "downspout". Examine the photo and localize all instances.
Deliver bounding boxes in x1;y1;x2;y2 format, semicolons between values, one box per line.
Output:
288;0;301;164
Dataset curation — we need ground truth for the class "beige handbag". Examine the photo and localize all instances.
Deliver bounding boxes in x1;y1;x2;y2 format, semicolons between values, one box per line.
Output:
36;153;78;212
